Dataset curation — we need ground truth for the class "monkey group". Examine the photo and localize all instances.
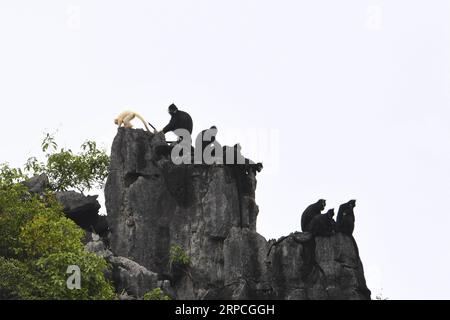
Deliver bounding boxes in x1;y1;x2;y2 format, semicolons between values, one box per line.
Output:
301;199;357;237
114;105;263;170
115;108;360;241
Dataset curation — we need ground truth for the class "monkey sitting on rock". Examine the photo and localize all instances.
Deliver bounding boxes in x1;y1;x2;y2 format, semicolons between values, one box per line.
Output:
222;144;263;174
336;200;356;235
162;104;193;136
195;126;220;164
301;199;326;232
301;199;357;237
310;209;336;237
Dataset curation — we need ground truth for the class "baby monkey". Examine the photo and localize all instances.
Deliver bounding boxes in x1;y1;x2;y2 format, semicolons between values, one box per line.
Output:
114;111;154;132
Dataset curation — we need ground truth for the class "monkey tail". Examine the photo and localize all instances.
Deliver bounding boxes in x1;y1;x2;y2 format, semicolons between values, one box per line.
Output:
135;113;153;132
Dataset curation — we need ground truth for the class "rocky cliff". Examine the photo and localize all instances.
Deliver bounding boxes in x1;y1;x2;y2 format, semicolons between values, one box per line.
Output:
103;128;371;300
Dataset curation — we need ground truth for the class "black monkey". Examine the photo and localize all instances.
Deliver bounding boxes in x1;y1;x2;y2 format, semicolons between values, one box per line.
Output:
221;144;263;228
222;144;245;165
301;199;326;232
310;209;336;237
196;126;220;162
250;162;264;174
162;104;194;136
200;126;218;151
336;200;356;235
222;144;263;173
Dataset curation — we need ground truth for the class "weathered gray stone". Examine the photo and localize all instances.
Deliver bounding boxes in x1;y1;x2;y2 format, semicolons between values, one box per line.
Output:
86;238;161;299
22;173;49;194
108;255;159;299
105;128;371;300
267;233;370;300
85;238;113;259
56;191;100;215
55;191;110;238
118;292;136;301
23;176;109;237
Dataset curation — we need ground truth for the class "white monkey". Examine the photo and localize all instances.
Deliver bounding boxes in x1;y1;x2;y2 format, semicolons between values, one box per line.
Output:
114;111;154;132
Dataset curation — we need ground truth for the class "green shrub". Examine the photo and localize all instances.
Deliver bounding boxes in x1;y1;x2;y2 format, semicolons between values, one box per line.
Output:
0;178;116;299
18;214;85;259
169;245;191;268
0;181;61;258
0;257;39;300
143;288;171;301
0;165;25;186
24;134;110;193
33;252;115;300
0;134;115;300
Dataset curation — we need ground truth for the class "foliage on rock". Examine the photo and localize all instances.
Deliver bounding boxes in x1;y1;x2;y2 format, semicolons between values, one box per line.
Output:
24;133;109;193
169;245;191;268
143;288;171;301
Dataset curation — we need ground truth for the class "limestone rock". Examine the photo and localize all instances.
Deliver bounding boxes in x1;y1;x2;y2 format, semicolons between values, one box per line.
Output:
22;173;49;194
105;128;371;300
86;238;163;299
55;191;109;237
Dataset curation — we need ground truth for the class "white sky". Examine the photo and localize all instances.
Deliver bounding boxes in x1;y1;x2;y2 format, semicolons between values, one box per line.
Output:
1;0;449;300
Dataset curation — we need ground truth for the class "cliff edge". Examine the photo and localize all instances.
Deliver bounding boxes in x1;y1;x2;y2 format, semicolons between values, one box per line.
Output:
104;128;371;300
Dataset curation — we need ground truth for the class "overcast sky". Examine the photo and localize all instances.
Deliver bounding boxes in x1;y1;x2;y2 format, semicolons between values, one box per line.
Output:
1;0;449;300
